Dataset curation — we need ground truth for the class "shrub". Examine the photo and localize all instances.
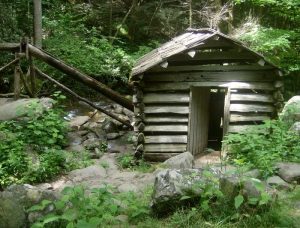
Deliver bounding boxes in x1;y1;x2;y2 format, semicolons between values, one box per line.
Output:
223;119;300;177
117;153;154;173
0;96;90;188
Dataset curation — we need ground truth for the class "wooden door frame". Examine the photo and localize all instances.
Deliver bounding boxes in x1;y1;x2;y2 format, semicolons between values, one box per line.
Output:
187;86;230;155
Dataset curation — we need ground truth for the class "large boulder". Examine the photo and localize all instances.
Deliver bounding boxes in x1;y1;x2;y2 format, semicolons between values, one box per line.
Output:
0;184;58;227
163;152;194;169
290;122;300;135
276;162;300;184
280;96;300;125
0;98;54;121
151;169;217;214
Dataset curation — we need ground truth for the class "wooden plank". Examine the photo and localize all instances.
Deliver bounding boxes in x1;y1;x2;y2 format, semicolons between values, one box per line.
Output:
169;51;258;62
145;135;187;144
145;82;274;92
144;153;181;162
145;116;189;123
149;65;275;73
144;125;188;133
230;94;274;103
144;144;187;152
145;71;275;82
228;125;255;133
223;89;231;136
144;93;189;103
230;114;270;122
144;106;189;114
230;104;274;113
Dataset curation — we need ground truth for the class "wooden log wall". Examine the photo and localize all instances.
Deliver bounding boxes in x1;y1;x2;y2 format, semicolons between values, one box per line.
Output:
135;38;283;161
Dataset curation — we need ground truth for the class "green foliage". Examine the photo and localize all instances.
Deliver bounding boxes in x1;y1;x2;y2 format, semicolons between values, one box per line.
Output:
224;119;300;177
30;185;151;227
117;153;154;173
0;96;90;188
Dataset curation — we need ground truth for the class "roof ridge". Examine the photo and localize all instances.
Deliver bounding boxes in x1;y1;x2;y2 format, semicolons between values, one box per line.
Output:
185;28;217;33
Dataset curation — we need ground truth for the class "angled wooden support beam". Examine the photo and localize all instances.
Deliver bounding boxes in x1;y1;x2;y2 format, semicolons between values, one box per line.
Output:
34;67;133;129
0;58;20;73
27;44;133;111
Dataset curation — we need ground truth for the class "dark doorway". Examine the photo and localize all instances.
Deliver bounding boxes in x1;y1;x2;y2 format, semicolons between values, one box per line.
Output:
207;88;226;150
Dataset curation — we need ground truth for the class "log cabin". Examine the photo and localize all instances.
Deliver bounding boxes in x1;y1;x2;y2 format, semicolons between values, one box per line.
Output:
130;28;284;162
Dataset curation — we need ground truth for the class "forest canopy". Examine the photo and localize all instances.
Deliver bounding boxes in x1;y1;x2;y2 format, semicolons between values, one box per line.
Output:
0;0;299;96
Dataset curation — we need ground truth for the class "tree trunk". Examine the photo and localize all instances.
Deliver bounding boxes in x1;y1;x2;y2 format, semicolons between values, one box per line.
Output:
27;44;133;111
33;0;42;48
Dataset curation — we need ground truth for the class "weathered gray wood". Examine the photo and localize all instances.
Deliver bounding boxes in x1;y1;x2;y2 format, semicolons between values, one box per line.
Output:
189;87;210;155
145;71;275;82
144;106;189;114
169;51;258;62
14;65;21;100
230;114;270;122
228;125;255;133
143;93;189;103
149;64;275;73
223;89;231;136
0;58;20;73
230;104;274;113
230;93;274;103
144;153;180;161
145;135;187;144
144;144;186;152
145;82;274;92
145;116;189;123
0;43;20;51
144;125;188;132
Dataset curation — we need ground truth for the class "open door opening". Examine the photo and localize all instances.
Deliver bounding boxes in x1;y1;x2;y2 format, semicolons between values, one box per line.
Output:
189;87;226;155
207;88;226;151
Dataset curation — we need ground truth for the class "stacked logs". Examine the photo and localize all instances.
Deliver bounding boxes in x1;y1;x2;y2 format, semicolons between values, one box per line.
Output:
132;74;145;158
273;80;285;114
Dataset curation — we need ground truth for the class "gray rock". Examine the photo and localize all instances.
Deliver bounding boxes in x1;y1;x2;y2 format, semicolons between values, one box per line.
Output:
290;122;300;135
122;108;133;119
280;96;300;124
0;98;54;121
163;152;194;169
66;132;83;146
0;193;26;228
66;144;85;152
68;165;107;183
102;119;119;133
82;138;101;149
151;169;211;214
107;133;120;140
219;174;240;199
115;214;128;223
69;116;90;129
267;176;291;190
276;162;300;183
0;184;58;227
118;183;138;192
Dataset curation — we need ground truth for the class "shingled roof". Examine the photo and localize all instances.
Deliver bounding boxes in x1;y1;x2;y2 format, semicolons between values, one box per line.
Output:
130;28;278;78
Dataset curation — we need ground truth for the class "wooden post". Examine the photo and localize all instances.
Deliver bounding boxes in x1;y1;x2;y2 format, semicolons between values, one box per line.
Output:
14;53;21;100
29;55;36;97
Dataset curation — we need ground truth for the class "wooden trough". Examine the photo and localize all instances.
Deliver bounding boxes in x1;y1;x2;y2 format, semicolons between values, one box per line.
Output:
130;28;284;161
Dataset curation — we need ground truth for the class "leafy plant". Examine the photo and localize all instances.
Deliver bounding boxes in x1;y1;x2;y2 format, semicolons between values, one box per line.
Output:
117;153;154;173
29;185;151;227
223;119;300;177
0;96;90;188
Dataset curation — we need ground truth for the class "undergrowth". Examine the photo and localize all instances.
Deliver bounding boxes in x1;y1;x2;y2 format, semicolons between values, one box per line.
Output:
117;153;155;173
29;184;300;228
0;93;91;188
223;119;300;177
